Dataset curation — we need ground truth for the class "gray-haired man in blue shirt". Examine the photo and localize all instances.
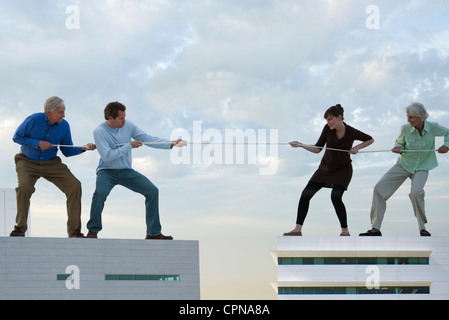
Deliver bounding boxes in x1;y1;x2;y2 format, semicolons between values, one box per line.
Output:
10;96;96;238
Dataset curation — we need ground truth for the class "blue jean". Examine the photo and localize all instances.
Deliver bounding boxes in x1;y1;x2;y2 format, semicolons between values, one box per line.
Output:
87;169;162;236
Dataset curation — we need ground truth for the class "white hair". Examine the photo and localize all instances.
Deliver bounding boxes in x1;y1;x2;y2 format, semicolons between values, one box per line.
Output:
44;96;64;114
406;102;429;120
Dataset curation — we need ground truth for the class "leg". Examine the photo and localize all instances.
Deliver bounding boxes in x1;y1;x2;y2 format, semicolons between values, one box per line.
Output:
87;170;117;234
370;164;410;230
13;154;40;234
42;157;83;237
331;185;348;230
296;182;323;226
283;181;323;235
119;170;162;236
409;170;429;232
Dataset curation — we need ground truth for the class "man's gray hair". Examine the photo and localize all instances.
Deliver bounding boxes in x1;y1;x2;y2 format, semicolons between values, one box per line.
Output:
44;96;64;114
406;102;429;120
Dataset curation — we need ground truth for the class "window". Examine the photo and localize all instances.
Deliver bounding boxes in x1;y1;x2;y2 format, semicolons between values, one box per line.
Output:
104;274;180;281
57;274;181;281
278;257;429;265
278;286;430;295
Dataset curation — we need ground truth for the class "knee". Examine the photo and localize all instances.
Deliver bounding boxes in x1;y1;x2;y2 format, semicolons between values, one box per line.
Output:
65;178;82;195
93;189;108;201
373;183;382;195
331;193;341;203
372;183;387;200
331;191;344;204
145;185;159;198
300;188;314;200
92;185;111;200
73;178;81;190
16;185;35;196
409;189;425;201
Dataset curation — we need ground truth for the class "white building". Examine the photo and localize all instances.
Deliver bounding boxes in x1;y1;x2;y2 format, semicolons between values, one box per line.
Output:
0;237;200;300
0;188;30;237
270;236;449;300
1;186;200;300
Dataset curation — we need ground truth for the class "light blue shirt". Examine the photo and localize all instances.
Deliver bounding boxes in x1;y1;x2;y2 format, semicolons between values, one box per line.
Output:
93;121;172;172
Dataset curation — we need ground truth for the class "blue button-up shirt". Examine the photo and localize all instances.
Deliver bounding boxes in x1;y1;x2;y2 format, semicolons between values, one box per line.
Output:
13;113;83;161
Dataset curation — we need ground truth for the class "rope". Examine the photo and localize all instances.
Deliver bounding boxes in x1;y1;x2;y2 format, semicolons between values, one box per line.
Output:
296;143;437;154
110;142;291;147
109;141;437;154
56;142;438;154
57;145;87;148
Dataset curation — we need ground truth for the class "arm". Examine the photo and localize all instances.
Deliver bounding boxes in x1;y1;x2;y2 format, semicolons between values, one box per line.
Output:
350;138;375;154
394;125;406;151
82;143;96;151
13;115;42;149
289;141;322;153
348;126;375;154
94;128;133;162
132;125;174;150
59;122;84;157
289;125;326;154
431;123;449;154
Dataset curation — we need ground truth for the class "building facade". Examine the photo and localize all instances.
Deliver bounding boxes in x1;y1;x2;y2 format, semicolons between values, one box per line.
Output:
0;237;200;300
0;188;30;237
271;236;449;300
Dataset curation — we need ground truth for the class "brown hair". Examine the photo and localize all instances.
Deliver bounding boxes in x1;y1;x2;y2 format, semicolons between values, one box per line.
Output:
104;101;126;120
324;104;344;120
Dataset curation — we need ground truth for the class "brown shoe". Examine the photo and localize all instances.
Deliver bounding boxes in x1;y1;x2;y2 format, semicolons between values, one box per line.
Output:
283;231;302;236
145;234;173;240
10;227;25;237
69;230;86;238
86;231;98;238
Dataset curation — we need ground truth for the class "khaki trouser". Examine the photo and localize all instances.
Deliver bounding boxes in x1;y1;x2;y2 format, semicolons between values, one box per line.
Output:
14;153;82;237
370;163;429;230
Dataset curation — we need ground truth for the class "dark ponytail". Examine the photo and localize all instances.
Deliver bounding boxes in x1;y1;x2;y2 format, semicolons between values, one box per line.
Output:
324;104;344;120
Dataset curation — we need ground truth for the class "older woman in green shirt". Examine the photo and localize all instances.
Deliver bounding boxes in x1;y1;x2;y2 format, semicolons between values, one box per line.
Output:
360;103;449;237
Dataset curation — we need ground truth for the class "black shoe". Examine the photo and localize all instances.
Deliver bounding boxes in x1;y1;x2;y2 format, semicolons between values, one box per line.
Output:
359;229;382;236
420;230;431;237
9;227;25;237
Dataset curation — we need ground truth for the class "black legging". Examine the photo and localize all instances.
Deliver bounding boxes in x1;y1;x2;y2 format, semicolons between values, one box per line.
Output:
296;181;348;228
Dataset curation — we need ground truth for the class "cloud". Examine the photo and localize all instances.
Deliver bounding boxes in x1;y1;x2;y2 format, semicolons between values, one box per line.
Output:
1;0;449;300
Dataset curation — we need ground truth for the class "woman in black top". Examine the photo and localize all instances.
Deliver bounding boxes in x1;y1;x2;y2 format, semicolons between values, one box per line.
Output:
284;104;374;236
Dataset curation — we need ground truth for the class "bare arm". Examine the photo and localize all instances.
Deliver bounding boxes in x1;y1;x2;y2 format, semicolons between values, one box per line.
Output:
350;138;375;154
289;141;322;154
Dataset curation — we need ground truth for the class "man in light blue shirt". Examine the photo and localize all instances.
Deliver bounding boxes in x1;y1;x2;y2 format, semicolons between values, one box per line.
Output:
86;101;185;239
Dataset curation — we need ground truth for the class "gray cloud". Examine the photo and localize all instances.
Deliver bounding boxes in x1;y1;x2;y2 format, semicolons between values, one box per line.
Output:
1;0;449;299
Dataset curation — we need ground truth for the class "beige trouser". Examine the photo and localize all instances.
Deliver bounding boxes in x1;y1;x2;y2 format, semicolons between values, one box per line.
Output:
14;153;83;237
370;163;429;230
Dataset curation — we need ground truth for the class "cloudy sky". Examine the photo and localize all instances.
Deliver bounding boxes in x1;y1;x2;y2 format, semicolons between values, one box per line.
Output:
1;0;449;299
